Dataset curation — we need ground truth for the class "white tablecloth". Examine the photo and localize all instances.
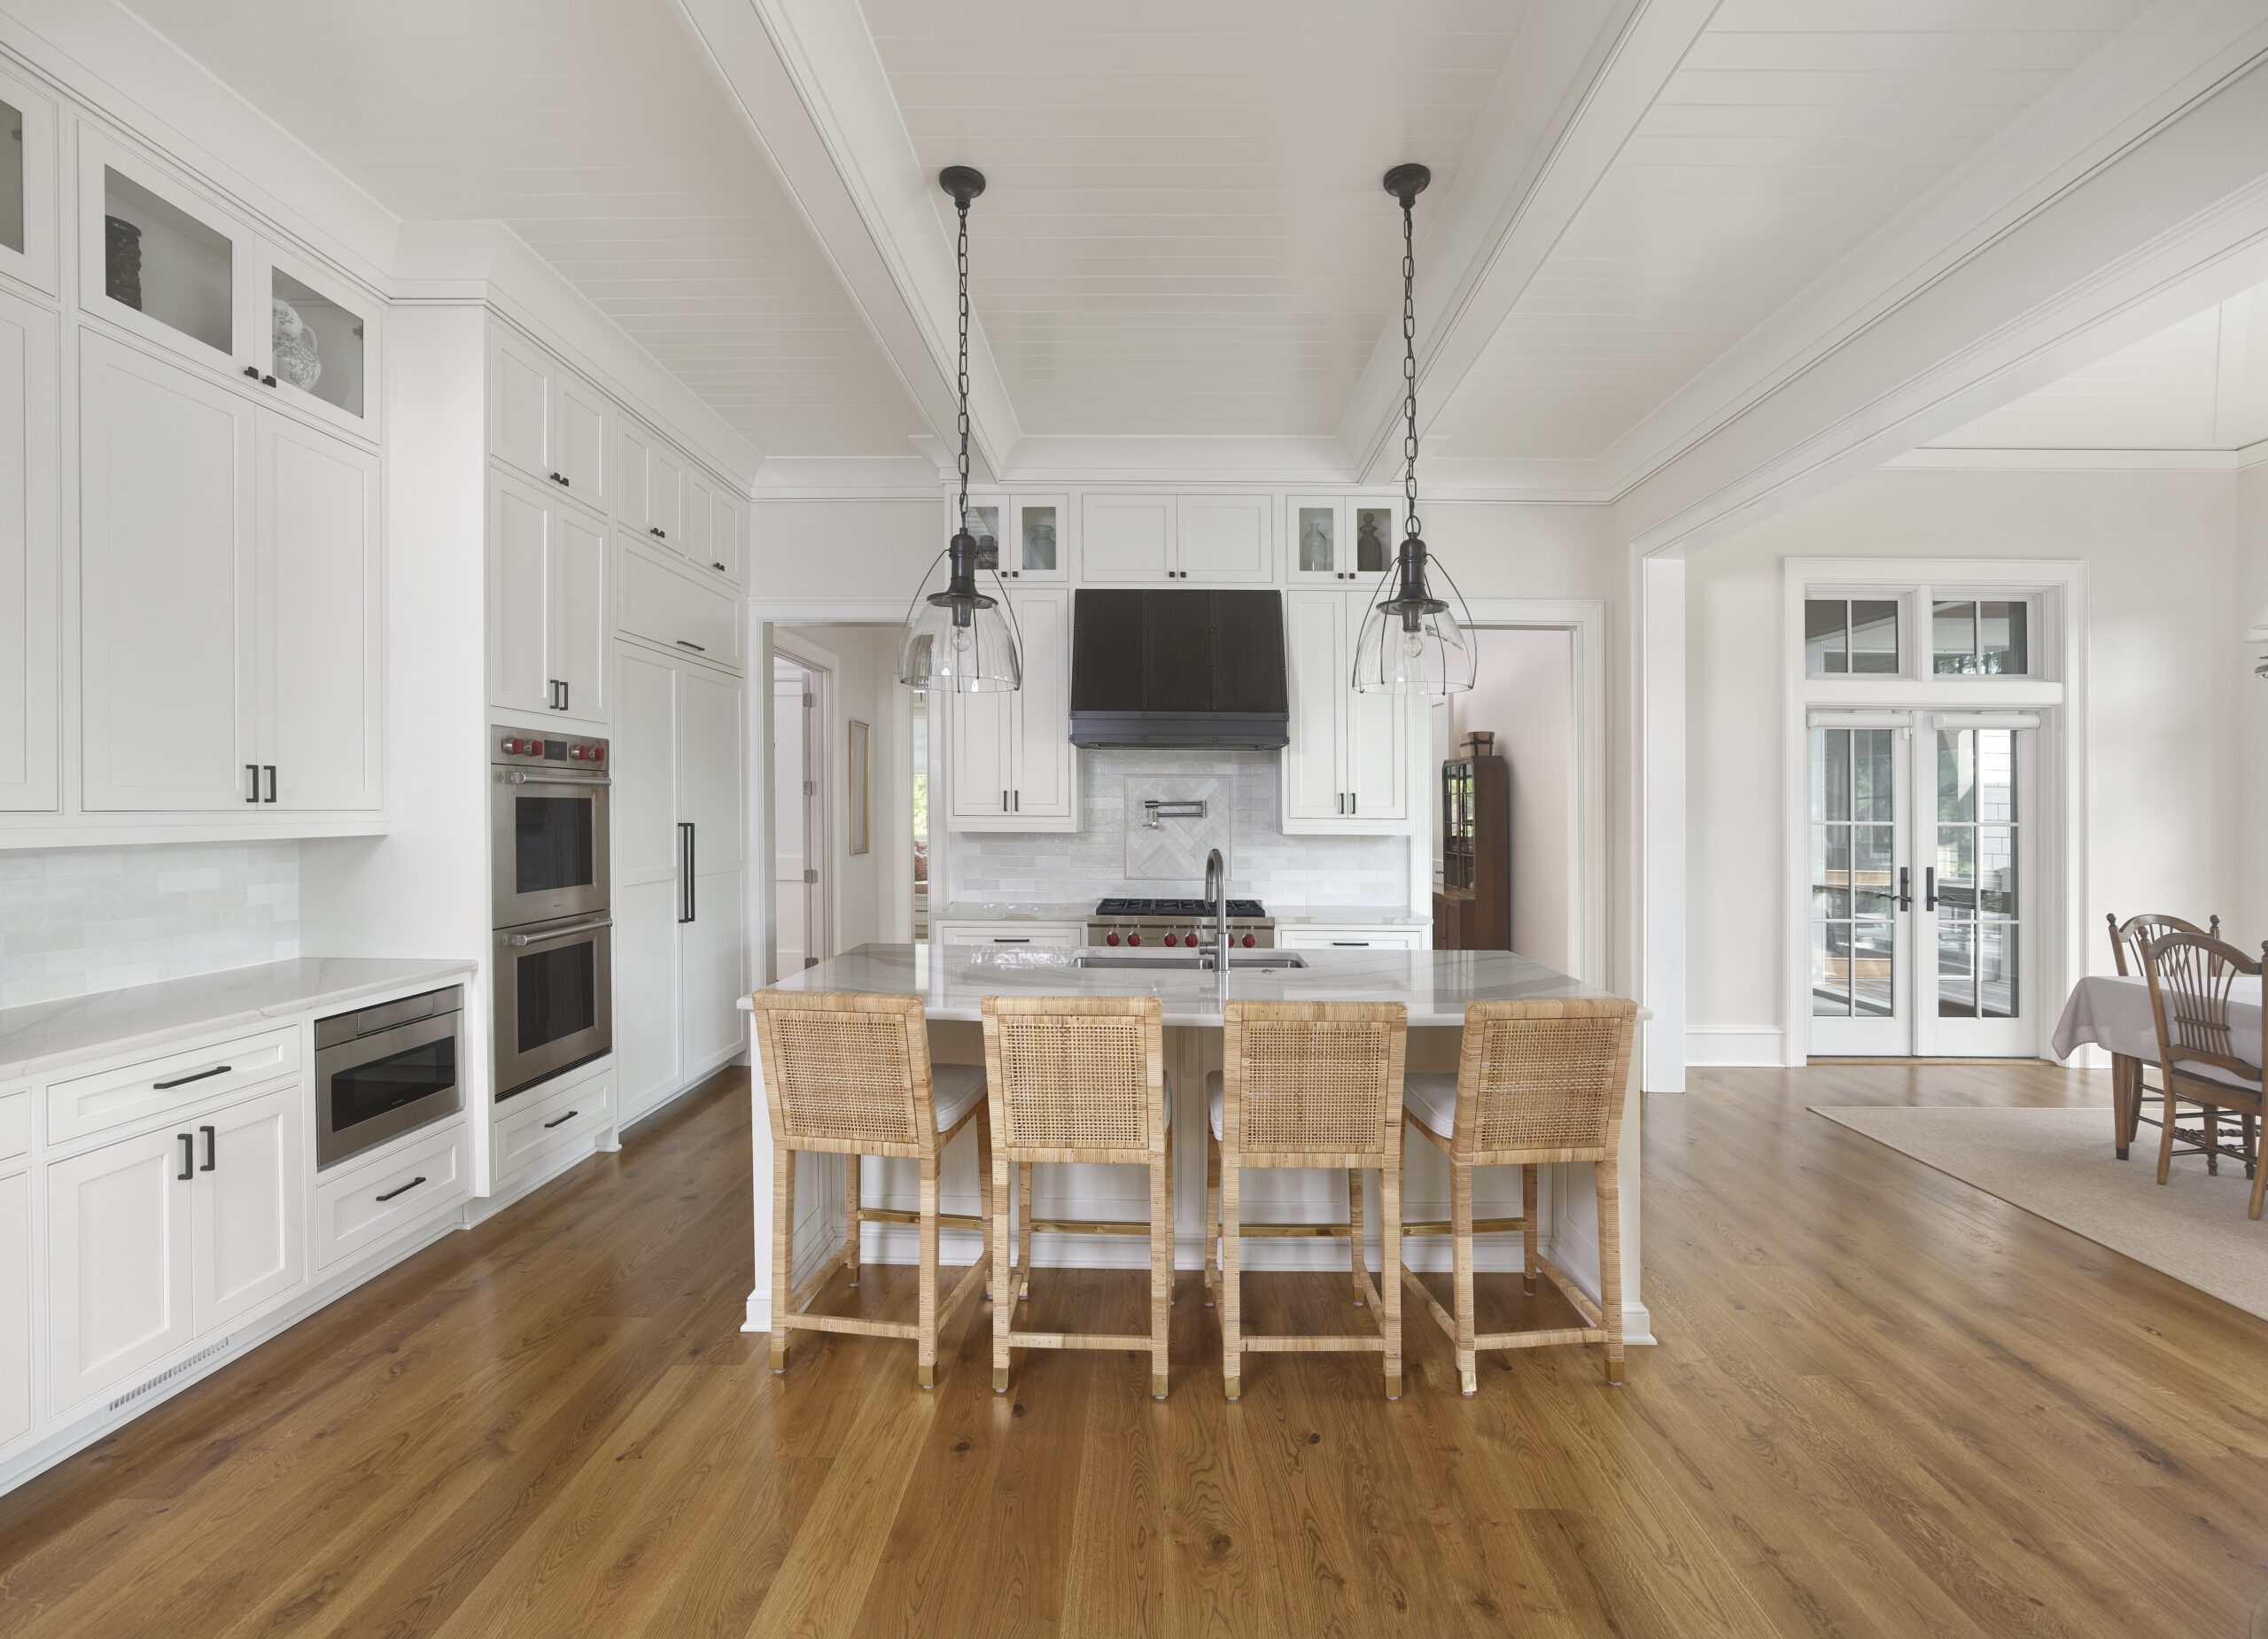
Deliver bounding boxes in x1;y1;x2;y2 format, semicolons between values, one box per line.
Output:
2052;973;2264;1066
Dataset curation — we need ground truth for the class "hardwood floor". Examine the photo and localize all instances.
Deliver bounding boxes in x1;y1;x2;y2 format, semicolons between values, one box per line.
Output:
2;1060;2264;1636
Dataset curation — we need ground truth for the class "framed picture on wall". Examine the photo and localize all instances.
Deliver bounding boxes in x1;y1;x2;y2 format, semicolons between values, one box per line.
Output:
848;719;871;855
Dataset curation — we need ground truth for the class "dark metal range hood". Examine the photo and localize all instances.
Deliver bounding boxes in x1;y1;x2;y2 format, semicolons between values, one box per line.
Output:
1069;589;1289;750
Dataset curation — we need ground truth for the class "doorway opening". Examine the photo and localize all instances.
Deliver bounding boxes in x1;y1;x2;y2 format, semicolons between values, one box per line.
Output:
772;653;823;980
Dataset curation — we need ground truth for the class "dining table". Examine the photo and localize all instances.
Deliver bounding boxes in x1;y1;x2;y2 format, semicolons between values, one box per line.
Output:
2051;972;2264;1158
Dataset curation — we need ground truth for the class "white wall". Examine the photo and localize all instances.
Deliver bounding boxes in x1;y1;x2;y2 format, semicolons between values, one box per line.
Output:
1452;627;1574;968
1685;465;2247;1058
2240;462;2268;944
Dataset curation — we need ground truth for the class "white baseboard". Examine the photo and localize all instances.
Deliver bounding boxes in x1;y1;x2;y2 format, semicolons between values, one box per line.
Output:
617;1051;742;1136
1685;1025;1788;1067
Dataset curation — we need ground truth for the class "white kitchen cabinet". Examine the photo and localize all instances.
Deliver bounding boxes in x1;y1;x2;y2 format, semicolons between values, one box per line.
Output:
1286;496;1400;584
999;494;1068;581
681;466;715;569
46;1120;195;1411
1277;926;1426;951
1080;494;1173;580
258;412;381;811
708;488;744;585
1280;586;1406;832
79;331;259;812
310;1117;470;1272
189;1085;305;1332
0;62;58;296
1176;494;1273;582
617;416;684;547
936;922;1084;948
487;468;610;725
489;322;606;509
946;587;1076;831
617;537;742;671
611;640;747;1124
0;1167;29;1448
0;284;58;812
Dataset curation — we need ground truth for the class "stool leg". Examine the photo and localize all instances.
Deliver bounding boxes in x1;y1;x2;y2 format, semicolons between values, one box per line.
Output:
992;1144;1014;1394
843;1153;860;1286
1598;1158;1626;1387
770;1144;796;1373
1348;1167;1366;1308
1203;1135;1220;1306
1381;1159;1402;1402
1016;1161;1035;1300
976;1113;993;1303
1522;1164;1538;1298
1150;1146;1171;1400
1451;1161;1476;1396
916;1153;940;1389
1221;1157;1243;1401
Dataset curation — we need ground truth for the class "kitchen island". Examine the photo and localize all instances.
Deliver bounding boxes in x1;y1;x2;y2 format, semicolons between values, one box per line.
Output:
739;944;1649;1344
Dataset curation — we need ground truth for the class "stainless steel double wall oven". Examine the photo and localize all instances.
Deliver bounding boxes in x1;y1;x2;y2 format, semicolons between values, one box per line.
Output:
492;728;613;1098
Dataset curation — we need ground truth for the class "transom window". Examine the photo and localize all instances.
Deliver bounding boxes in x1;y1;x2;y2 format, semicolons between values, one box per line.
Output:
1804;589;2043;680
1805;599;1899;675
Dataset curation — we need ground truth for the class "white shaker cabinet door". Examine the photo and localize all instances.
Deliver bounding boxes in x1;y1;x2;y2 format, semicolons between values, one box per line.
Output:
1280;587;1347;823
680;662;746;1073
488;469;556;716
681;867;745;1074
550;504;610;726
1176;494;1272;583
80;333;259;812
1080;494;1173;581
0;1169;29;1447
550;369;608;511
1008;588;1075;822
0;284;58;812
190;1086;306;1334
1340;594;1407;824
47;1122;195;1412
488;323;554;484
948;688;1014;824
610;644;686;1120
258;412;382;811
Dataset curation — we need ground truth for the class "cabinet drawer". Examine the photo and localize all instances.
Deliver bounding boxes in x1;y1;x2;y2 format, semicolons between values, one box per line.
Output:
313;1120;471;1271
936;922;1085;948
493;1066;613;1185
46;1027;300;1146
1277;927;1426;951
618;542;741;670
0;1089;27;1163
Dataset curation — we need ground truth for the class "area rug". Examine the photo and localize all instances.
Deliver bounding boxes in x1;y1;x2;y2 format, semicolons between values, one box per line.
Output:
1809;1104;2268;1320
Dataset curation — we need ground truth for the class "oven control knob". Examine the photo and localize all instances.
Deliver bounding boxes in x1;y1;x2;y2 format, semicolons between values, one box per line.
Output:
570;744;585;759
1127;933;1142;947
1242;934;1256;948
1106;931;1120;946
590;746;604;762
501;736;519;755
1162;933;1178;947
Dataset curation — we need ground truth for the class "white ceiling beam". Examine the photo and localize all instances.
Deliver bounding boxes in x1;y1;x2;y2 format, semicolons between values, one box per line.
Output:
1338;0;1720;489
673;0;1020;483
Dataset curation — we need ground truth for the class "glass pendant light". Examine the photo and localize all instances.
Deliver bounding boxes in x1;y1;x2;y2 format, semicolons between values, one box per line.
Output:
1352;163;1476;697
897;166;1021;694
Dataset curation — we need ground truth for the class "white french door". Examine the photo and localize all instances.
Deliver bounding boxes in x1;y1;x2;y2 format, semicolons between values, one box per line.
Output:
1809;712;2039;1057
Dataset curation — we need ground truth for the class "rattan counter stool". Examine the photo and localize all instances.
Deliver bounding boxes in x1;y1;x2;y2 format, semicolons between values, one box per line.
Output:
1399;997;1638;1395
981;995;1176;1398
1207;999;1408;1402
750;990;992;1389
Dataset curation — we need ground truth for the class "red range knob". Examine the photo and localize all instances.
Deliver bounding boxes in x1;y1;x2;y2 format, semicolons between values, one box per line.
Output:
590;746;604;762
1242;934;1256;948
1163;933;1178;947
1106;931;1120;946
501;737;519;755
1128;933;1142;947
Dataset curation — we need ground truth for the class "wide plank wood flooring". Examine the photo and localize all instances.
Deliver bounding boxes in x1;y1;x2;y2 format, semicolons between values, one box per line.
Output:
1;1060;2264;1636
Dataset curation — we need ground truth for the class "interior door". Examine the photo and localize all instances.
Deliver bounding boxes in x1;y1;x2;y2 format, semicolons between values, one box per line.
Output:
773;668;812;976
47;1123;195;1410
1808;719;1911;1055
191;1087;305;1332
611;643;685;1118
1922;719;2036;1056
487;469;555;716
259;411;382;810
79;331;259;811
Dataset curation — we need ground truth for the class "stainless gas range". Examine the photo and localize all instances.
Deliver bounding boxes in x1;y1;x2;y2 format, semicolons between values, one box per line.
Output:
1087;897;1276;952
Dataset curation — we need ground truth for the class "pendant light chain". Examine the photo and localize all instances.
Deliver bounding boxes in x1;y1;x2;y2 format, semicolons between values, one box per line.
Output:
1401;190;1420;543
955;193;972;535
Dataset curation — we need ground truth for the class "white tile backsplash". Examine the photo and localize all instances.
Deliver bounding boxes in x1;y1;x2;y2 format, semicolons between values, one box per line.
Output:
0;842;300;1008
951;750;1406;912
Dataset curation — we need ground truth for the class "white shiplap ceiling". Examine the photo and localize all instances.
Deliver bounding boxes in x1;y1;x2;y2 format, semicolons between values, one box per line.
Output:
860;0;1533;439
120;0;932;460
1927;284;2268;452
1428;0;2155;464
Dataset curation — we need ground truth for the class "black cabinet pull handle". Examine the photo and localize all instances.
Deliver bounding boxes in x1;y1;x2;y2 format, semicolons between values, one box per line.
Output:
559;680;569;712
679;822;694;923
560;474;571;488
154;1063;231;1091
649;526;660;537
674;640;704;652
261;374;277;388
374;1176;426;1203
177;1134;194;1182
712;562;726;572
262;765;277;804
246;763;260;804
687;822;695;922
199;1125;216;1171
542;1109;579;1130
243;365;260;379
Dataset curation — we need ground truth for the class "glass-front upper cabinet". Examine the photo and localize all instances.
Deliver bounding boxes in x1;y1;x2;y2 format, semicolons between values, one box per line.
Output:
78;131;379;439
1287;496;1401;582
0;65;58;294
1006;495;1068;580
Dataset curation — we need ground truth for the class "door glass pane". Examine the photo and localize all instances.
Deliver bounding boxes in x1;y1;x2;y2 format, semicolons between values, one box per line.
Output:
515;796;595;894
1979;601;2028;674
1805;600;1848;675
103;167;232;353
1852;922;1896;1016
271;268;366;417
967;504;999;571
1297;506;1335;573
1354;507;1393;573
1811;727;1897;1021
1850;600;1899;673
0;99;23;254
1933;601;1977;674
1019;504;1057;572
1935;726;2019;1019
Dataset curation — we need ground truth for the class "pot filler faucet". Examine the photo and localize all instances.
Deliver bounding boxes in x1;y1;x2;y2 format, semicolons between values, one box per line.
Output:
1206;848;1229;972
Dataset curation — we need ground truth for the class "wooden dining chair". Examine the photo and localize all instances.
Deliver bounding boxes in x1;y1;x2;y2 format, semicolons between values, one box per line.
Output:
1208;1000;1407;1401
1399;998;1639;1394
2106;913;2222;1162
980;996;1175;1398
750;990;991;1387
2141;933;2264;1218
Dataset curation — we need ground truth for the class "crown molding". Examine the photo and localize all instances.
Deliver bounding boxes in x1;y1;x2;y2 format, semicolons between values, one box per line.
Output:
1889;447;2243;472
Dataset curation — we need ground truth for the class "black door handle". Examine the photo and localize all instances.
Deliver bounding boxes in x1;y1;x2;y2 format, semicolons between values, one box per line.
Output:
177;1133;194;1182
1896;866;1913;912
374;1176;426;1203
199;1125;216;1171
262;765;277;804
1924;866;1938;912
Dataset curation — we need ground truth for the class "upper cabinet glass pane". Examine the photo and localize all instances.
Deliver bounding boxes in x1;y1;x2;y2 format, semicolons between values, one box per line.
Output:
967;504;999;571
103;167;231;354
272;268;366;418
1354;507;1394;574
1297;506;1334;573
1019;504;1057;572
0;99;24;254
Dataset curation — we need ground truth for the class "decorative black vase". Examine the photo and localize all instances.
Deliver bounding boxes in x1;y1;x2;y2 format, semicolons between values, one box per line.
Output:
104;215;143;310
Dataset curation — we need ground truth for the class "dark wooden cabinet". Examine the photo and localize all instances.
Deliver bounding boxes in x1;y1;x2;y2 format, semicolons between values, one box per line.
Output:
1434;754;1510;951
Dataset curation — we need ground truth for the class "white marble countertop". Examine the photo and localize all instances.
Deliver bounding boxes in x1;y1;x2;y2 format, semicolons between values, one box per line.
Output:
931;901;1425;927
740;943;1636;1029
0;957;478;1084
